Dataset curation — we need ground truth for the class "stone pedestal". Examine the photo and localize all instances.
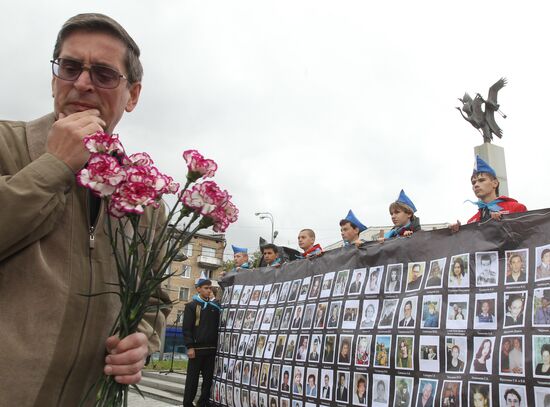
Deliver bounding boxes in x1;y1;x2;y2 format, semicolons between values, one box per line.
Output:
474;143;508;196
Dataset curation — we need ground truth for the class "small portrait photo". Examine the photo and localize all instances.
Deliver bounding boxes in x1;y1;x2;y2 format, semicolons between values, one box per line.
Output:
250;362;260;386
246;335;257;357
421;295;442;329
470;336;495;374
441;380;461;407
226;384;234;407
253;309;265;331
446;294;469;330
242;390;249;407
278;281;291;303
238;334;249;356
448;254;469;288
240;285;253;306
327;301;342;329
333;269;350;297
308;334;322;362
355;335;372;367
220;383;227;405
534;386;550;406
416;379;437;407
271;307;284;331
291;305;304;330
394;376;414;407
234;309;246;330
504;291;527;327
335;370;350;403
243;309;257;331
533;335;550;377
255;334;267;358
426;258;446;288
372;374;390;407
231;285;243;305
301;303;316;329
352;372;368;406
364;265;384;294
220;308;229;329
269;364;281;390
499;384;527;407
474;293;498;330
378;298;399;328
283;334;297;361
249;285;263;306
308;274;323;299
475;251;499;287
280;306;293;330
505;249;529;285
260;284;272;306
230;333;239;355
374;335;392;368
348;268;367;295
395;335;414;370
268;283;281;305
234;360;242;383
287;279;301;302
322;334;336;364
500;335;524;376
305;368;318;398
419;335;440;372
259;363;270;388
342;300;360;330
320;271;335;298
226;309;236;329
320;369;334;401
298;276;311;302
292;366;304;396
268;395;278;407
274;334;287;359
223;332;231;353
234;387;241;407
385;263;403;293
221;285;233;305
261;308;275;331
280;365;292;393
314;302;328;329
280;398;289;407
536;244;550;281
295;334;310;361
398;296;418;329
264;334;276;359
291;402;302;407
337;335;353;365
534;288;550;326
258;393;267;407
445;336;467;373
405;261;425;292
359;299;379;329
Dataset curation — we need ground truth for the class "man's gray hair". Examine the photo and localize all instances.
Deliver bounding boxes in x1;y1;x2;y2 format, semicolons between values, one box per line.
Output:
53;13;143;84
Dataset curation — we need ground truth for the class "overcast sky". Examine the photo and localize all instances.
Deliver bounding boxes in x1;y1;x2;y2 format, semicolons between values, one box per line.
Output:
1;1;548;259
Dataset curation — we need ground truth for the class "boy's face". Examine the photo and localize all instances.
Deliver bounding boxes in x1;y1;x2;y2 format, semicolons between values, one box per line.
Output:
298;231;315;250
263;249;277;264
471;173;498;200
391;208;411;227
197;284;212;298
340;222;359;242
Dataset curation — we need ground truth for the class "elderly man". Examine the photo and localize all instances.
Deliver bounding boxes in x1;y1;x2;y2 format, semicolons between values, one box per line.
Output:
0;14;170;406
297;228;323;258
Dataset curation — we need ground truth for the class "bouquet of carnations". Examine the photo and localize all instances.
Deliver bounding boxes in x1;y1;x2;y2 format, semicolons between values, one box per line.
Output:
76;131;237;406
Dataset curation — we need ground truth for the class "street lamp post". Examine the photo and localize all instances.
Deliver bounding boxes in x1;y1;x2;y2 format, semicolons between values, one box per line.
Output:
255;212;275;243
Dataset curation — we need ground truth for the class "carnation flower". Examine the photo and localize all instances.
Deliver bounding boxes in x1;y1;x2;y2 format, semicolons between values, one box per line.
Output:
108;180;159;218
183;150;218;182
122;152;154;167
180;181;229;216
77;154;126;197
83;131;125;155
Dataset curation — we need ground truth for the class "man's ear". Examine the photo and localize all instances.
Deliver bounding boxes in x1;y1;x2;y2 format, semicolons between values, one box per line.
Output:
125;82;142;112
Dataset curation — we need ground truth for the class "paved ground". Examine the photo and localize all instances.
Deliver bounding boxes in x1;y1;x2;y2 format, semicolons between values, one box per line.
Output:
128;392;182;407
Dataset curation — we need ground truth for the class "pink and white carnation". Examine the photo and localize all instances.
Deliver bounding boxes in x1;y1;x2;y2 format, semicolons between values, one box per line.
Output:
77;154;126;197
122;152;154;167
108;180;159;218
179;181;228;216
83;131;125;155
209;200;239;232
183;150;218;181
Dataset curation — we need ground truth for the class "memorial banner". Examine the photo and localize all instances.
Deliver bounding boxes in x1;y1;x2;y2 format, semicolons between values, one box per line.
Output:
213;209;550;407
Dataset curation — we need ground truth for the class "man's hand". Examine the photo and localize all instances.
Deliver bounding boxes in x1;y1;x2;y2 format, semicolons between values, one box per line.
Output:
104;332;148;385
403;230;413;237
449;220;461;233
490;212;502;221
47;110;106;172
187;348;196;359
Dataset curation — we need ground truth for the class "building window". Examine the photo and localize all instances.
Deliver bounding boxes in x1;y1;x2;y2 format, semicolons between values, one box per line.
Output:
184;244;193;257
201;246;216;257
181;265;191;278
179;287;189;301
201;269;212;279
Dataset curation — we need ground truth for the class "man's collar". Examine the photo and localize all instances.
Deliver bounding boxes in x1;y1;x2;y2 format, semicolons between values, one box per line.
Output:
26;113;56;161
